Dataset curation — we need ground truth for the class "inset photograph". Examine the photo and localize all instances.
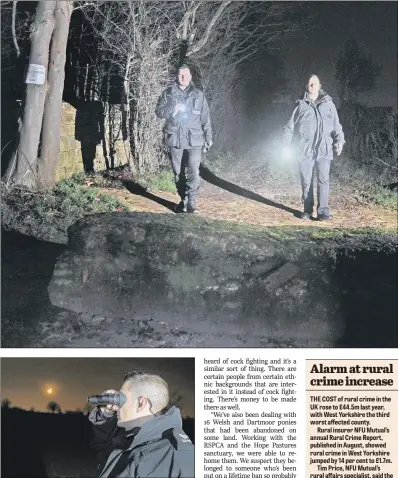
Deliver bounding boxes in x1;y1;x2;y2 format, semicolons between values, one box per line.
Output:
1;357;195;478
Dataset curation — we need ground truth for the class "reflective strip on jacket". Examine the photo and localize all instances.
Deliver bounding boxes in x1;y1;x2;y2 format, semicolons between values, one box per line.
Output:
155;81;212;150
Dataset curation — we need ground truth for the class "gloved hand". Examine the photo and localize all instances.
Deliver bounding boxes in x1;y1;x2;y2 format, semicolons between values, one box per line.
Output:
204;139;213;152
334;142;344;156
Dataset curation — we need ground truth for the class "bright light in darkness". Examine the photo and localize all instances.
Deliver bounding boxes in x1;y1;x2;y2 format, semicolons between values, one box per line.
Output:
281;146;293;160
42;383;57;398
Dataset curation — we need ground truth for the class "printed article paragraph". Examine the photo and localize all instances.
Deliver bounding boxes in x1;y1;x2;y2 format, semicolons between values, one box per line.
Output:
307;359;398;478
203;356;298;478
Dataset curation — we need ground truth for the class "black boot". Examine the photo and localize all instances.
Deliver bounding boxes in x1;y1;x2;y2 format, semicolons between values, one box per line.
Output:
187;195;199;214
187;206;200;214
317;213;333;221
300;209;315;219
175;199;187;213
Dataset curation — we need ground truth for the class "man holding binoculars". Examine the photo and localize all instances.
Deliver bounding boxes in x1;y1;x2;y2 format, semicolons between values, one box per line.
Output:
88;371;194;477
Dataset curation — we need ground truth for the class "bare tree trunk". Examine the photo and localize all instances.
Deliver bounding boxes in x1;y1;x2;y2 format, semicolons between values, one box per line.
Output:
4;1;56;188
39;1;73;188
121;55;132;168
179;12;189;65
177;2;202;65
11;1;21;58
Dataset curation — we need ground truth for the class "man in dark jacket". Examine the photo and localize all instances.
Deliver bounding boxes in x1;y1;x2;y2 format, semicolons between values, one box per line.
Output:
283;74;345;220
156;64;213;214
89;371;194;478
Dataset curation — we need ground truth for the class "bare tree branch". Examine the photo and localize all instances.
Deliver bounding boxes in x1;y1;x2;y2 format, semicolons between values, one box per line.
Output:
186;0;232;57
11;1;20;57
177;1;202;41
73;1;97;12
77;0;309;173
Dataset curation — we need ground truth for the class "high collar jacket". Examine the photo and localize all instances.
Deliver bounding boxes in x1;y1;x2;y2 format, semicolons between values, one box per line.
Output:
155;81;212;150
91;407;194;478
283;90;345;160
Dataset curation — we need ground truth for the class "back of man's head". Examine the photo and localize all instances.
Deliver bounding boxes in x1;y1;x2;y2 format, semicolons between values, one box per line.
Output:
123;370;170;414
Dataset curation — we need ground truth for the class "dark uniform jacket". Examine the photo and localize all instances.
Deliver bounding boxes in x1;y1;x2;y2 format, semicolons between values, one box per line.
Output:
89;408;122;472
155;81;212;150
89;407;194;478
283;90;345;160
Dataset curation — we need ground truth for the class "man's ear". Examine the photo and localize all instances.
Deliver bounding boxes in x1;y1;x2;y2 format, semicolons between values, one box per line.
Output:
137;396;148;410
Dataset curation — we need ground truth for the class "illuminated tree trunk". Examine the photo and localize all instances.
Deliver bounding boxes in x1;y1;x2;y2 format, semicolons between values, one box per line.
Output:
40;1;74;188
4;1;56;188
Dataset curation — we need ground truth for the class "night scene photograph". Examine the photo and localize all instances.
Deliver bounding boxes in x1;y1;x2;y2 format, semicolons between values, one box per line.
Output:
1;357;195;478
1;1;397;349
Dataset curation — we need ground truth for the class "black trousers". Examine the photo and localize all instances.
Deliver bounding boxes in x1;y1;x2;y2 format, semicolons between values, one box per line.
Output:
170;147;202;206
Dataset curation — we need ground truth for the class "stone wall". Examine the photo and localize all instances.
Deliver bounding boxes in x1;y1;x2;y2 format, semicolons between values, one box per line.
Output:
56;102;128;181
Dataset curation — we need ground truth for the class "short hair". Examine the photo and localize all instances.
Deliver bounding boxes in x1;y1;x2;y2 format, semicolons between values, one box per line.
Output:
123;370;169;414
177;64;191;73
307;74;320;84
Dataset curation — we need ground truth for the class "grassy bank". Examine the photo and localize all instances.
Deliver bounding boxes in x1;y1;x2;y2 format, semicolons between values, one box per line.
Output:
1;176;128;243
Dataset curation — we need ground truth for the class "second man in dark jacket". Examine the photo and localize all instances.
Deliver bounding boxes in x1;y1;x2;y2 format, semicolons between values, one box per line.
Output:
156;65;213;214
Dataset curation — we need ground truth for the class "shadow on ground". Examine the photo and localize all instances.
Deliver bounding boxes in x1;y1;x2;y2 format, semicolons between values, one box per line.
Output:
200;165;302;217
1;229;66;347
123;180;177;212
115;166;302;217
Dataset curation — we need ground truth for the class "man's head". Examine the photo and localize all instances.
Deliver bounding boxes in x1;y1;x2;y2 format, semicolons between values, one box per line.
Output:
306;74;321;99
117;371;170;426
177;65;192;89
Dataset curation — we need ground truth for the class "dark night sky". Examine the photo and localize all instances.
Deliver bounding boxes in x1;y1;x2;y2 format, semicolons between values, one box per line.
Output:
278;1;397;107
1;358;195;417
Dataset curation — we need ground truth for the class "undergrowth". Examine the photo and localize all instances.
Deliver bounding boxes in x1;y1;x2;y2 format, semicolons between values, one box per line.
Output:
1;178;128;242
0;164;179;242
70;165;177;193
332;154;397;210
136;169;176;193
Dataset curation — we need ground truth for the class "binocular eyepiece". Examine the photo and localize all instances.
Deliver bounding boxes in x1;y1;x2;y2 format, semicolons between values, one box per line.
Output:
87;392;126;407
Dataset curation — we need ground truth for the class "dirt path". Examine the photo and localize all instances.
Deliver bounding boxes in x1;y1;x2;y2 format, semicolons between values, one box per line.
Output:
102;171;397;232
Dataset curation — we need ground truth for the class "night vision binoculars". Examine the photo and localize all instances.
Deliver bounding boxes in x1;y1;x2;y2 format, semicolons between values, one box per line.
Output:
87;391;127;407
